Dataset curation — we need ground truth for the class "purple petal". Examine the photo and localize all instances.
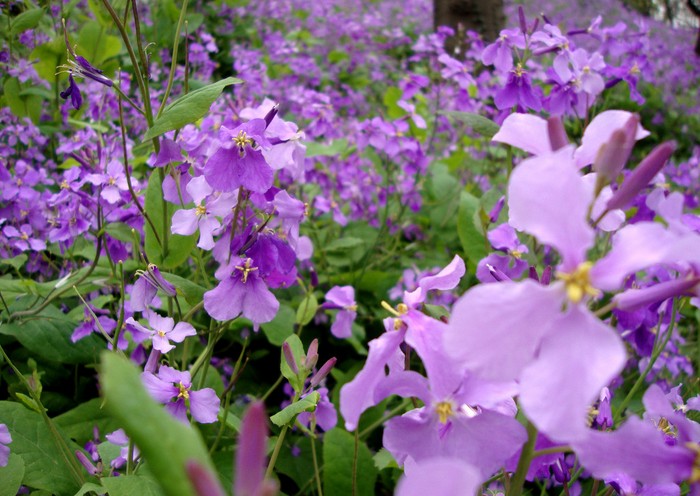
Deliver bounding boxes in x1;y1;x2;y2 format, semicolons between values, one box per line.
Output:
492;113;551;156
168;322;197;343
152;334;175;353
235;402;276;496
189;388;220;424
445;280;563;382
141;372;178;403
575;110;649;168
508;147;594;271
519;306;626;443
171;209;199;236
330;310;355;339
325;285;355;308
396;457;481;496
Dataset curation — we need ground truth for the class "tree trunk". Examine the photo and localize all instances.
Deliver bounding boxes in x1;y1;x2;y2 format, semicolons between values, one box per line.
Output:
689;0;700;55
434;0;505;53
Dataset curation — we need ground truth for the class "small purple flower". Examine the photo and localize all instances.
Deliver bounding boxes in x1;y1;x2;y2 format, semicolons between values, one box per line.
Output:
105;429;140;469
130;264;177;312
126;310;196;353
481;28;526;72
323;286;357;339
141;365;220;424
494;64;542;112
0;423;11;467
2;224;46;252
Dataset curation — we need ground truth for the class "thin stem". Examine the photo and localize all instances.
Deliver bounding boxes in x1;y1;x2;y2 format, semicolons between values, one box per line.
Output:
358;398;411;439
261;374;284;402
531;445;572;457
112;82;145;116
509;420;538;496
117;92;162;247
265;424;289;479
311;435;323;496
156;0;190;117
352;428;359;496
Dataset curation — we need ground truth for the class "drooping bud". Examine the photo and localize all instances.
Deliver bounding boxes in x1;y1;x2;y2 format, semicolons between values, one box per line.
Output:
606;141;676;211
282;342;298;374
263;103;280;128
75;450;99;476
546;116;569;151
309;357;337;388
186;460;226;496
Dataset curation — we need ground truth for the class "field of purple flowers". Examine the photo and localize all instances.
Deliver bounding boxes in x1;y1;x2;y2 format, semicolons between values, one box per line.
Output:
1;0;700;494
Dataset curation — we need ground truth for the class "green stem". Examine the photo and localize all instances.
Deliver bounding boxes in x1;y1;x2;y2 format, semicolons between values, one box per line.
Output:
509;420;538;496
156;0;190;117
311;435;323;496
265;424;289;478
352;428;359;496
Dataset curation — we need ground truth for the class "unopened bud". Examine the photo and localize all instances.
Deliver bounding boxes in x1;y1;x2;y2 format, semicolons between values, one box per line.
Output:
540;266;552;285
310;357;336;388
263;103;279;128
606;141;676;210
592;114;638;183
186;460;226;496
518;6;528;35
282;342;298;374
547;116;569;151
75;450;99;476
613;277;698;311
304;339;319;369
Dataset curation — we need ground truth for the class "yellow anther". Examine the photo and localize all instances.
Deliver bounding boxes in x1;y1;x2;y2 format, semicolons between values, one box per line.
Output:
656;417;678;438
234;258;258;284
630;62;640;75
177;382;190;400
510;249;523;259
195;204;207;217
687;443;700;483
108;177;116;186
381;301;408;317
157;330;166;338
513;63;525;77
346;304;358;311
435;401;454;424
557;262;600;304
60;180;70;190
233;130;254;149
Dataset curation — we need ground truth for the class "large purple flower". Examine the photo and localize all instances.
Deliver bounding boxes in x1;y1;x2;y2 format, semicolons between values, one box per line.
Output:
141;365;220;424
203;119;273;193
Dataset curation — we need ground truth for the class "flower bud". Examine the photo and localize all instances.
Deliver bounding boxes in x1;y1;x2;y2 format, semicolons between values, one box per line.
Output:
282;342;298;374
547;116;569;151
310;357;337;388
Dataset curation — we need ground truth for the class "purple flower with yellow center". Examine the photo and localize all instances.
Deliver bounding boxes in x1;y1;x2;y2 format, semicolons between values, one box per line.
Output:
203;256;279;329
444;144;700;444
481;27;526;72
130;264;177;313
203;119;273;194
494;63;542;112
125;310;196;353
141;365;220;424
2;224;46;252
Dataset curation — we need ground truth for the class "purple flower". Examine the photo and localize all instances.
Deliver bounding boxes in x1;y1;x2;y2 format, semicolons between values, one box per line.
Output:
203;256;279;328
126;310;196;353
481;28;526;72
130;264;177;313
323;286;357;339
141;365;220;424
0;424;11;467
494;64;542;112
105;429;140;469
2;224;46;252
395;457;482;496
203;119;273;193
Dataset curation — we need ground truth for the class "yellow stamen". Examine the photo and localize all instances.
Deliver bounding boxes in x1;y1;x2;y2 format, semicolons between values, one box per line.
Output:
234;258;258;284
177;382;189;400
687;443;700;483
435;401;454;424
195;204;207;217
556;262;599;304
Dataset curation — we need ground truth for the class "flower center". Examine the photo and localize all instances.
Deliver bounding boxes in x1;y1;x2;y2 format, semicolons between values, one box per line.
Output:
234;258;259;284
557;262;599;304
177;382;190;400
233;130;254;150
435;401;454;424
195;204;207;217
157;330;166;338
513;63;525;77
381;301;409;330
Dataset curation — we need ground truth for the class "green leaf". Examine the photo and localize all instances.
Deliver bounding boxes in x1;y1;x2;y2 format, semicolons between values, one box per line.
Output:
104;222;136;244
54;398;122;445
0;454;25;496
160;272;207;306
0;254;27;271
143;77;242;140
100;353;218;496
3;78;41;122
382;86;405;120
0;306;104;364
457;191;489;266
322;428;378;496
74;482;107;495
440;111;500;138
10;8;44;36
101;476;165;495
305;139;350;158
144;172;197;269
218;410;241;433
295;294;318;326
260;304;295;346
30;37;66;83
269;391;320;427
77;21;122;66
0;402;81;495
372;448;398;471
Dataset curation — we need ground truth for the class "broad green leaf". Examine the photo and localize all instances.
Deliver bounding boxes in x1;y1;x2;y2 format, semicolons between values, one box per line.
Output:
10;8;44;36
30;37;65;83
322;428;377;496
269;391;320;427
274;436;315;489
382;86;404;120
0;454;25;496
74;482;107;496
0;402;81;495
260;304;295;346
0;306;103;364
457;191;489;266
77;21;122;66
54;398;121;445
373;448;398;471
4;78;41;122
144;172;197;269
0;254;27;271
101;475;165;495
295;294;318;326
104;222;136;244
440;110;500;138
218;410;241;433
160;272;207;306
143;77;242;140
100;352;217;496
305;139;349;158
